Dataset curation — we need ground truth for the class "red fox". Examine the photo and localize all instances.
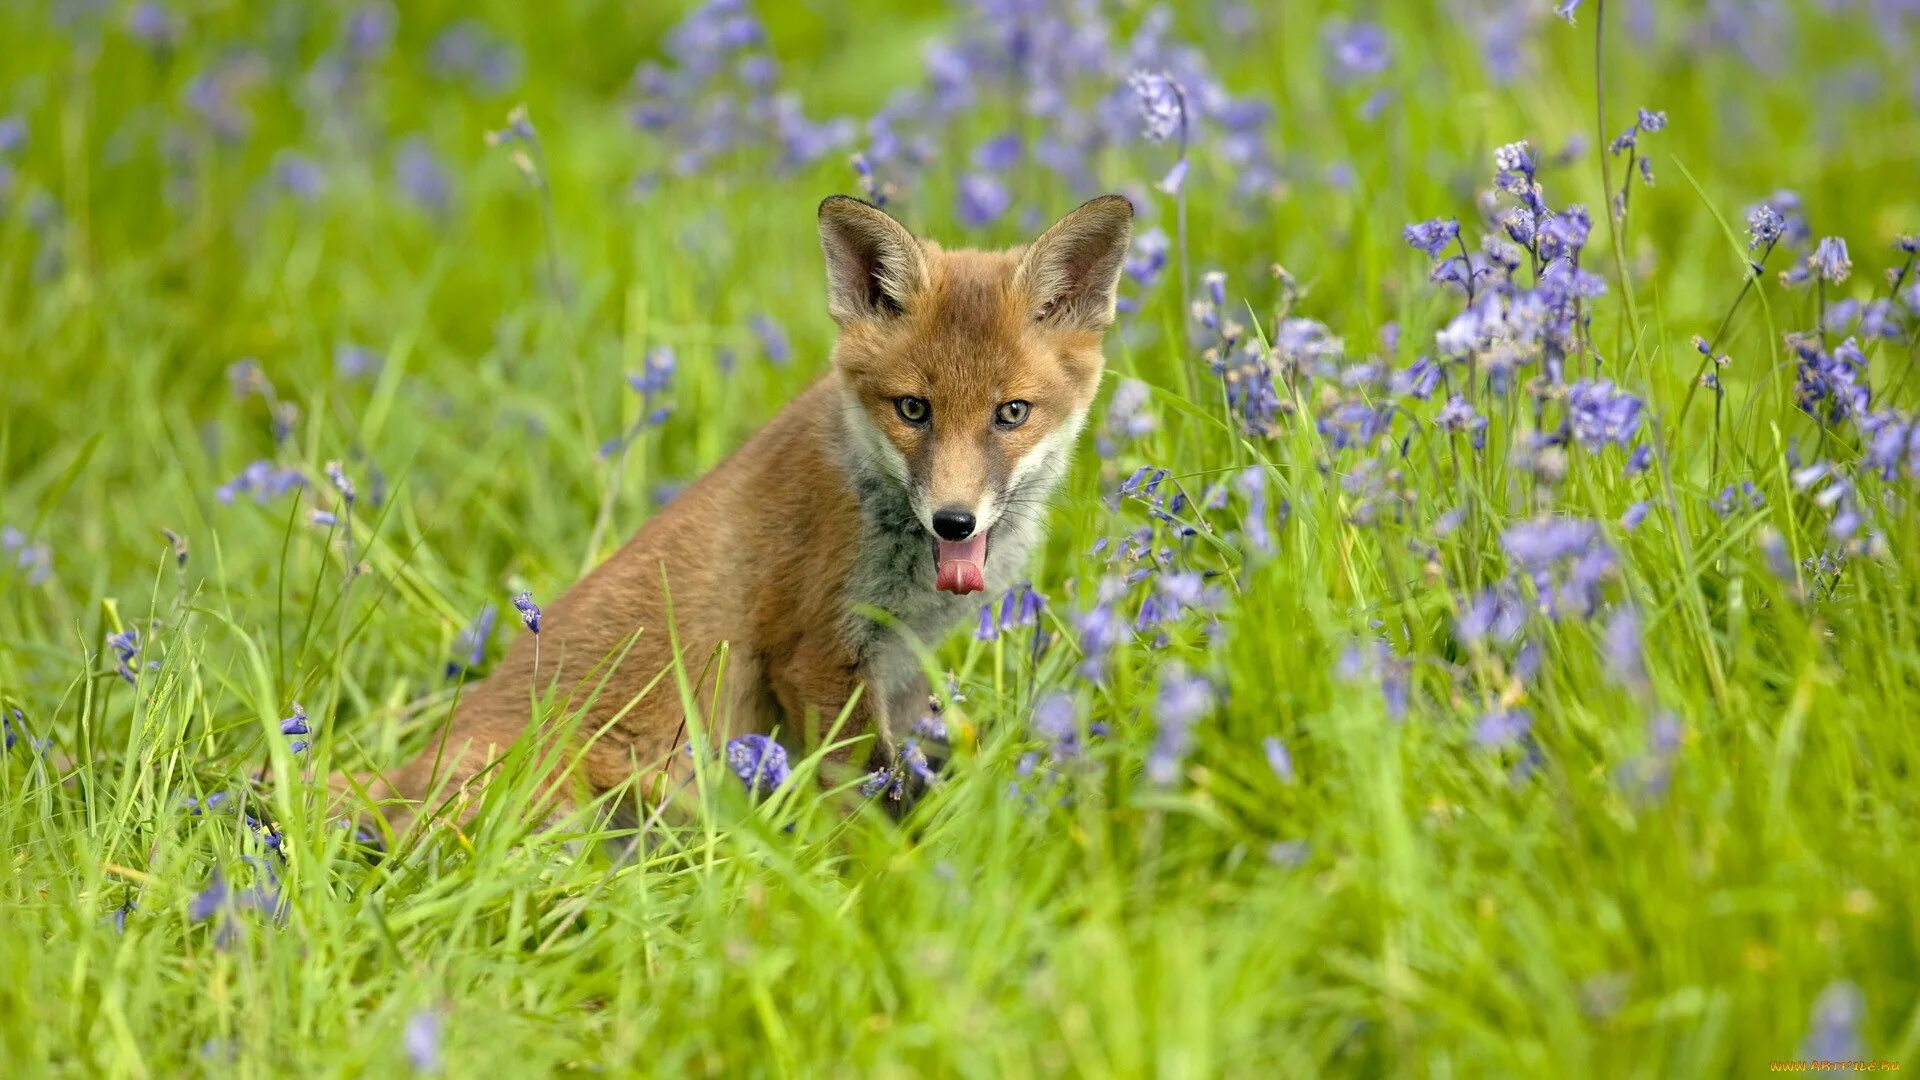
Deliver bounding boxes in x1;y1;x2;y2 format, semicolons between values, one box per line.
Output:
353;193;1133;834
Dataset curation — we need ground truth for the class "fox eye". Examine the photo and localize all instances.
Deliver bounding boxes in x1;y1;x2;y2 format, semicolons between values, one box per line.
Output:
895;396;931;425
995;400;1032;428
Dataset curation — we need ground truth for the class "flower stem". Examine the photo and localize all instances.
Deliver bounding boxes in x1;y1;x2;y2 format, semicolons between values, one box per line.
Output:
1591;0;1642;358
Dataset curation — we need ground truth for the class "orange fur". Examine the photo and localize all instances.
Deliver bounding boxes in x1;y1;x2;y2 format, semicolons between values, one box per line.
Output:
355;195;1133;837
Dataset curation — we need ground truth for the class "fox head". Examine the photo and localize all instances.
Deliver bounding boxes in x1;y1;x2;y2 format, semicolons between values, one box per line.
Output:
817;194;1134;595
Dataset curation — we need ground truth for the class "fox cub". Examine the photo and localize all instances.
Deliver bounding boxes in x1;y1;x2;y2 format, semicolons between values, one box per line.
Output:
361;193;1133;830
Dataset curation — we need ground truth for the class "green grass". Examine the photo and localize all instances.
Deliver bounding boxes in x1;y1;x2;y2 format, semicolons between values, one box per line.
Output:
5;0;1920;1074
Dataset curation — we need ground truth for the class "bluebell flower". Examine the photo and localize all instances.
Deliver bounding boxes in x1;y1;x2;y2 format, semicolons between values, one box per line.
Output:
1126;70;1184;143
1493;141;1536;200
511;591;542;635
1436;394;1489;449
2;525;53;585
1622;501;1653;531
1324;20;1390;81
216;460;307;505
1603;607;1648;691
1799;981;1864;1061
271;151;327;201
1473;709;1532;749
971;133;1022;171
1263;735;1295;784
281;703;310;736
1457;586;1527;645
1032;693;1081;760
724;733;790;795
107;628;143;684
1502;519;1616;617
1713;481;1765;517
394;136;454;215
446;605;497;678
125;3;178;49
1555;0;1582;23
1123;227;1171;288
1791;334;1871;424
748;314;791;365
1565;380;1646;451
956;173;1011;227
1538;206;1593;260
1808;237;1852;283
1147;666;1213;785
405;1008;444;1075
1746;204;1785;250
324;461;356;505
1403;217;1460;259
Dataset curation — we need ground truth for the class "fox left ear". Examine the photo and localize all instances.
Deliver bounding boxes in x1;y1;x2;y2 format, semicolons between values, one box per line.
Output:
1016;194;1135;333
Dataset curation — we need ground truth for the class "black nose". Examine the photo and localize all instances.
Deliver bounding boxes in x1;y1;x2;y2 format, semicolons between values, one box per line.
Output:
931;507;977;542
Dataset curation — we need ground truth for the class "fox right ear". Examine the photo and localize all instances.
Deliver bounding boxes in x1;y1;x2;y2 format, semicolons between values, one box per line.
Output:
817;196;929;324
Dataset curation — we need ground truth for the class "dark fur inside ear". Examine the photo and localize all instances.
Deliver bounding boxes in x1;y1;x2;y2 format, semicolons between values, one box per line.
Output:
1017;194;1135;332
817;195;929;324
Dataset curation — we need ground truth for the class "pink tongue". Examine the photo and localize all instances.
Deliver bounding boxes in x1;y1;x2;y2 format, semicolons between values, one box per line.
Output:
935;534;987;594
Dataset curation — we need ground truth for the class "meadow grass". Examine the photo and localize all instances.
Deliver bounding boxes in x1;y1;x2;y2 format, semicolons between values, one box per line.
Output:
4;0;1920;1075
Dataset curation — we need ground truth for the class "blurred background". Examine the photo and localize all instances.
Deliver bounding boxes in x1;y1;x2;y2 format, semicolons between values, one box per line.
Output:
5;0;1920;1074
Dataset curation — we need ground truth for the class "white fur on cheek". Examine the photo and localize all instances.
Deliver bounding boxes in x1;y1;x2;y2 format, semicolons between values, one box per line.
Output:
985;409;1086;532
842;394;911;486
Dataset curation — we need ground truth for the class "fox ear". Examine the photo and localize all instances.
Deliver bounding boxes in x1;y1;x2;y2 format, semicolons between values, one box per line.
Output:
817;195;929;324
1017;194;1134;333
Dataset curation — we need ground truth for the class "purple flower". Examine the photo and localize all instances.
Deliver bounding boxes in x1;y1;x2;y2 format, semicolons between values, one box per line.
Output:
512;591;541;634
405;1008;444;1074
125;3;178;49
106;628;143;684
2;524;53;585
1555;0;1583;23
1539;206;1593;260
1808;237;1852;283
1792;334;1871;425
1800;981;1864;1061
446;605;497;678
216;460;307;505
1622;501;1653;531
1403;217;1461;259
724;733;790;795
343;4;396;58
1713;481;1765;517
1603;607;1648;691
1148;666;1213;785
271;152;327;201
956;173;1010;227
971;133;1022;171
1746;204;1785;250
281;703;310;736
1127;70;1184;143
974;603;999;642
749;314;791;365
1565;380;1646;450
1436;395;1489;449
1473;709;1532;749
1263;735;1295;784
1032;693;1081;760
1325;20;1390;81
324;460;356;505
0;116;23;158
1502;519;1616;617
1456;586;1527;645
1124;227;1171;287
395;136;454;215
1494;141;1536;199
